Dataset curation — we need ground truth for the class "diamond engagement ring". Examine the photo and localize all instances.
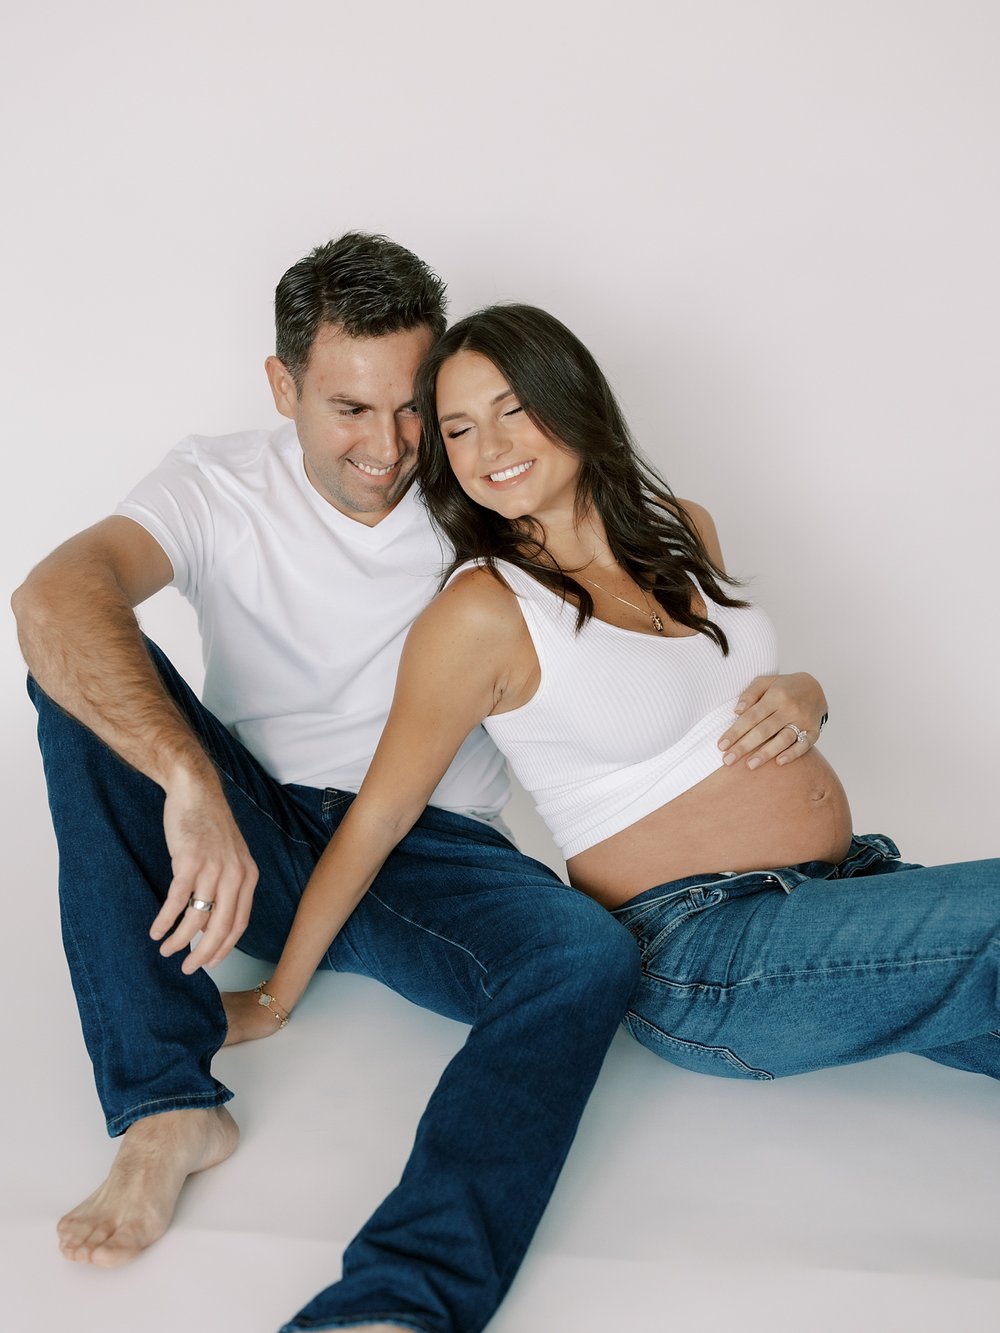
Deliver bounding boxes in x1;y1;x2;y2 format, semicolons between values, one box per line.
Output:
187;895;216;913
783;724;808;745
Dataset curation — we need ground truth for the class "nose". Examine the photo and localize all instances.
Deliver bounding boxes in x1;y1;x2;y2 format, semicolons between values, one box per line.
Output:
480;421;512;465
368;414;403;463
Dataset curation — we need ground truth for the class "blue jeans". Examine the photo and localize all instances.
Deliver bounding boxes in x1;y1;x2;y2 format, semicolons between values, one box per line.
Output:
612;834;1000;1080
28;643;640;1333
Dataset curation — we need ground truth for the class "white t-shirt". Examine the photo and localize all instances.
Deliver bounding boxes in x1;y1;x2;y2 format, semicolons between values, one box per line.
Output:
116;422;511;817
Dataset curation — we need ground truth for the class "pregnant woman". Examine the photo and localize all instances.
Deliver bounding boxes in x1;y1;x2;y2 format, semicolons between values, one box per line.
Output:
225;303;1000;1089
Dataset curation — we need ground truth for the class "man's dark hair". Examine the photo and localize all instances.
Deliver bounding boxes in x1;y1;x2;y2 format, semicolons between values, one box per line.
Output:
275;232;447;387
415;303;747;652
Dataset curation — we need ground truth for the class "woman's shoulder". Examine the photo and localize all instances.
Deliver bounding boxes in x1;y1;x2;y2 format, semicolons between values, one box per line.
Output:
654;493;712;531
444;559;520;600
414;562;526;648
658;496;724;569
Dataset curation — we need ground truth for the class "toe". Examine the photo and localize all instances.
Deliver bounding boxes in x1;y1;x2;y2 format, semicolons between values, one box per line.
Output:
61;1235;94;1263
57;1212;84;1242
57;1218;91;1259
65;1218;115;1264
91;1229;142;1268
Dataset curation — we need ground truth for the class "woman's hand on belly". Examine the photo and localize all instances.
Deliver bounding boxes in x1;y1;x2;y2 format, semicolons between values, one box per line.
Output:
717;672;828;770
568;749;853;909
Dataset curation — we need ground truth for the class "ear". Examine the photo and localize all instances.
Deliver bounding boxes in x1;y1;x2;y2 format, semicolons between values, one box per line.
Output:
265;355;299;420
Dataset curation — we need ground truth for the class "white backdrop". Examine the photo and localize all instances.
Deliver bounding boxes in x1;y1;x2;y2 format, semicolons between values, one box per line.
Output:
3;4;999;1332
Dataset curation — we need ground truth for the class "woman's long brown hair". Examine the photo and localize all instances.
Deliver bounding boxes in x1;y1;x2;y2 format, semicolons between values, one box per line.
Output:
414;303;746;651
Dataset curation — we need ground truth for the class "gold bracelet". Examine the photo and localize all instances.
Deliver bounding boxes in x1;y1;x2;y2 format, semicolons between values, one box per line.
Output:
254;979;290;1029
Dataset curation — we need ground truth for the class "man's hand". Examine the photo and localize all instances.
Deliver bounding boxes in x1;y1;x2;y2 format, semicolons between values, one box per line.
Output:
717;672;828;770
15;517;258;974
221;988;286;1046
149;771;259;973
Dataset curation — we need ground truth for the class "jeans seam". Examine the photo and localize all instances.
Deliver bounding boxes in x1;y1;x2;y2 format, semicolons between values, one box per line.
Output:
61;907;106;1096
281;1318;430;1333
211;758;314;849
365;889;493;988
641;907;701;958
624;1010;774;1080
106;1089;233;1135
646;950;986;991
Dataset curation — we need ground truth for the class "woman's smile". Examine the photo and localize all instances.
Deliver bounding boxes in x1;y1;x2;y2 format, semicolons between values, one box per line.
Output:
484;459;536;487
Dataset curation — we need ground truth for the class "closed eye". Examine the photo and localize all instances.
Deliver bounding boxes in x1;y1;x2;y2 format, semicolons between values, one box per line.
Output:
445;426;472;439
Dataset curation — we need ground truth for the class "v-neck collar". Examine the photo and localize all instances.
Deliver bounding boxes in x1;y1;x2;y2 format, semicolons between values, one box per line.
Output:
292;441;420;550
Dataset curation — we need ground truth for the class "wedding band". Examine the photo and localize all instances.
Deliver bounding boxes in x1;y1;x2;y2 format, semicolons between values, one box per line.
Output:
783;724;808;745
187;895;216;913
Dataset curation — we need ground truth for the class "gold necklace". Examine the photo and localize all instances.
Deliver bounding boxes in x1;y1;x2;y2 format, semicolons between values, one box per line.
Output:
580;573;665;633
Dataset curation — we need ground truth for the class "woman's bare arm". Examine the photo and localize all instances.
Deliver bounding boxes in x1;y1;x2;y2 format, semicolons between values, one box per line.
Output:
227;572;521;1036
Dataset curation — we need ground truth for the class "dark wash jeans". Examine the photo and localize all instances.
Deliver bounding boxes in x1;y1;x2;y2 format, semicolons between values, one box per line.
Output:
613;835;1000;1082
29;643;640;1333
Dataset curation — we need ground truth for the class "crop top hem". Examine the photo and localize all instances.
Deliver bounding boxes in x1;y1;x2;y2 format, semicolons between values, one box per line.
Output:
553;698;736;858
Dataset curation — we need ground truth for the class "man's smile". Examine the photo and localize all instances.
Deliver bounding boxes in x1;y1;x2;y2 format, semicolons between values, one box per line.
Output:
349;459;399;477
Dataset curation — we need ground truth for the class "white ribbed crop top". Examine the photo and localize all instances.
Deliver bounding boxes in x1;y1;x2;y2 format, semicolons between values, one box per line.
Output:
447;559;779;859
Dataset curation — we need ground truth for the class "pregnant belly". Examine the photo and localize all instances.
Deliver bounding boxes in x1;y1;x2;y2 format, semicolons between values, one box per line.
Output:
567;750;853;909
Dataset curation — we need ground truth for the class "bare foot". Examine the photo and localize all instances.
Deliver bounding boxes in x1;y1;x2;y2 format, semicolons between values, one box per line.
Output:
57;1106;239;1267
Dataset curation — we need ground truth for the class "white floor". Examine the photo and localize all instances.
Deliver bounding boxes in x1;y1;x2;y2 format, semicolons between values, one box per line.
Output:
5;812;1000;1333
1;704;997;1333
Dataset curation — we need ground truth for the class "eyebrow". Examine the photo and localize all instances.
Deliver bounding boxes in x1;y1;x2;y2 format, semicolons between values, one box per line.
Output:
326;394;417;412
326;394;369;409
439;388;516;425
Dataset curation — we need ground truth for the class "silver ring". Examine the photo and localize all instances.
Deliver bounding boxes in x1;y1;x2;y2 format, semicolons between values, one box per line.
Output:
187;895;216;913
783;723;808;745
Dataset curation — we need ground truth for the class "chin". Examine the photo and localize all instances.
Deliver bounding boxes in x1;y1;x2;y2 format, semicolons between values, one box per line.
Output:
351;468;414;506
466;488;525;519
496;499;534;521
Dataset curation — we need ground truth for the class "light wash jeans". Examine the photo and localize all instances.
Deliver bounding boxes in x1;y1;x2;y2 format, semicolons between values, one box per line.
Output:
28;642;639;1333
612;834;1000;1080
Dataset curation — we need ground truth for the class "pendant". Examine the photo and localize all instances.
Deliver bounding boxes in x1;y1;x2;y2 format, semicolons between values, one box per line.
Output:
651;612;664;633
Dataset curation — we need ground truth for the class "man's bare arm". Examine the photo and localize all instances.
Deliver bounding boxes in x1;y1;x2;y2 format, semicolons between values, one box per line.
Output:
14;517;198;778
11;516;258;970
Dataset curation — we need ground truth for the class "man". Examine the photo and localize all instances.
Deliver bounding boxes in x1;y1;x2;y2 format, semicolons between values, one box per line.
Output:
13;232;824;1333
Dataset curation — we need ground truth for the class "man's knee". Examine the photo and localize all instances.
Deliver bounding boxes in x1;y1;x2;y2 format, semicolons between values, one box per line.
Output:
26;671;49;709
526;893;641;1003
571;914;641;1002
26;672;84;735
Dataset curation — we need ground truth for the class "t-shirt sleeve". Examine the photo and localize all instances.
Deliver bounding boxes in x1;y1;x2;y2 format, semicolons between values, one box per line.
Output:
114;437;214;603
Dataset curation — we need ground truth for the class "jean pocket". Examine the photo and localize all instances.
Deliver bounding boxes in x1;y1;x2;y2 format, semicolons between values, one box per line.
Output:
636;884;728;961
612;887;689;939
321;788;353;816
623;1009;774;1080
